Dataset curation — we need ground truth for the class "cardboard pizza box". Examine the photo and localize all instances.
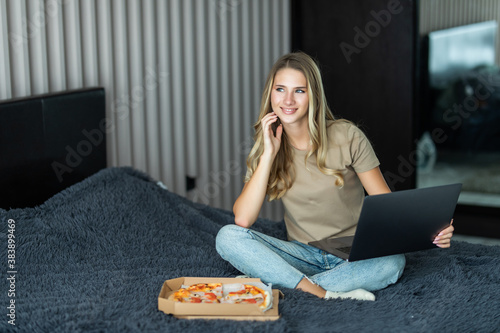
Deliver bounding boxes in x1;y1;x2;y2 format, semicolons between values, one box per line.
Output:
158;277;282;321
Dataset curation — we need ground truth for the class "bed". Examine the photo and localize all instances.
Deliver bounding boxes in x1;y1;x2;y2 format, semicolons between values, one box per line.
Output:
1;166;499;332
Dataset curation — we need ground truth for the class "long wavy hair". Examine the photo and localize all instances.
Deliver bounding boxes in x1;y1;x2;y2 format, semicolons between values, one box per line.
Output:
245;52;346;201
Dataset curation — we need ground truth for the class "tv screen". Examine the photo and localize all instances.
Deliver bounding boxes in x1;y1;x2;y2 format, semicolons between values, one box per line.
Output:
428;20;498;89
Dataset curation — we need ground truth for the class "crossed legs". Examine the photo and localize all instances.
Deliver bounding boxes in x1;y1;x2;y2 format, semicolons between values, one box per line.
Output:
216;224;405;299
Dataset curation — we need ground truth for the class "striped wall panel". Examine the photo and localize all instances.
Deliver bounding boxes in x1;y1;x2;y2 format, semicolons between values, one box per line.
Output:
0;0;290;220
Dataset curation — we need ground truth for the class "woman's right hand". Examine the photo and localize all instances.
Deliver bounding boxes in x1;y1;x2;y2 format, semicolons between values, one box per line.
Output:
261;112;283;158
233;112;282;228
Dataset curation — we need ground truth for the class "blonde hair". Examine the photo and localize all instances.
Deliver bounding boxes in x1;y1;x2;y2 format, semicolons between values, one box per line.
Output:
246;52;346;201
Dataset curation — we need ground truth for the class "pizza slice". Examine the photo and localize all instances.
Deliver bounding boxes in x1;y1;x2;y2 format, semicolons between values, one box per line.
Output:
167;282;272;311
221;284;271;310
168;283;223;304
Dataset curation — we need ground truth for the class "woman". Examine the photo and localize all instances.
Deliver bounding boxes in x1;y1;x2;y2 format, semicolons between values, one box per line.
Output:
216;52;454;300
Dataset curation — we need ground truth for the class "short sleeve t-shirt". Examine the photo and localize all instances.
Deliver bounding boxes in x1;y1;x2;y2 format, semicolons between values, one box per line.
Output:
281;121;380;244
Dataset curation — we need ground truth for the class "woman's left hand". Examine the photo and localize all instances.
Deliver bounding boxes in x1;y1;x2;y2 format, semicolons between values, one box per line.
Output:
433;219;454;248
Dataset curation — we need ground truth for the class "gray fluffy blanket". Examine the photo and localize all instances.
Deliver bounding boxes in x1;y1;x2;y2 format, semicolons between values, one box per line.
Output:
1;167;499;332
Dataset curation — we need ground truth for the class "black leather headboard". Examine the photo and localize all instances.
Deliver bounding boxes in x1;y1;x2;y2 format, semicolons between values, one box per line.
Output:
0;88;107;209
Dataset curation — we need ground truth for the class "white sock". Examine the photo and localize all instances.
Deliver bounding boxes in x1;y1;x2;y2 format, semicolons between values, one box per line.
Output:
324;289;376;301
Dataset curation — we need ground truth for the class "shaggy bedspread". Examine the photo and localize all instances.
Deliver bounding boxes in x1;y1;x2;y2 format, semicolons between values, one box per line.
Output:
1;167;499;333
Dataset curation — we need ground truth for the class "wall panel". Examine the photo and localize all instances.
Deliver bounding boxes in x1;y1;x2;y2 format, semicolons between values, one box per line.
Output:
0;0;290;220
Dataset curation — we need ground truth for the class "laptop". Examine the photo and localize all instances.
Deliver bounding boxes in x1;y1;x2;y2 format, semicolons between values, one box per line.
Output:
308;183;462;262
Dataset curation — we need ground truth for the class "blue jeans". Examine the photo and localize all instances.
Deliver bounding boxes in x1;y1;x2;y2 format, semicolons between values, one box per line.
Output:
216;224;406;292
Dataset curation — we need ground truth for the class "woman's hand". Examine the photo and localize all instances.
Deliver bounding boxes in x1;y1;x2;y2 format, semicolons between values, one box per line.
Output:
261;112;283;158
433;219;454;248
233;112;282;228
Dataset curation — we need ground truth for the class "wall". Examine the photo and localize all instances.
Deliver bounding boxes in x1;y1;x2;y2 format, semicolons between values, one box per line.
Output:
0;0;290;220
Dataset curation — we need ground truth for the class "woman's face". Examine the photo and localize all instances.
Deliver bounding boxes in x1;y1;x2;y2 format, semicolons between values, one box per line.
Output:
270;68;309;129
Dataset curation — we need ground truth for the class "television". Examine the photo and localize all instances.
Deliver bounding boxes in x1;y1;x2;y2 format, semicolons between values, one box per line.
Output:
427;20;498;89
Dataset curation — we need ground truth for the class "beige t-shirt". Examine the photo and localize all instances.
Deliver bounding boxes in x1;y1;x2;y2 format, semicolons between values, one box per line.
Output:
281;121;380;244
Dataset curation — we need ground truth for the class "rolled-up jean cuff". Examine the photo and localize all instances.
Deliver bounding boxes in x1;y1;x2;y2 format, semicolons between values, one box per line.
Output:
294;274;318;289
292;274;307;289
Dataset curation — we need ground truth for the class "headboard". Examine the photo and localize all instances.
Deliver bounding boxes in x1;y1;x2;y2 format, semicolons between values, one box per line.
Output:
0;88;107;209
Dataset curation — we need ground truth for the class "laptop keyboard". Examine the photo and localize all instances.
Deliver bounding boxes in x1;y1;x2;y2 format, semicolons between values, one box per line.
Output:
337;246;352;255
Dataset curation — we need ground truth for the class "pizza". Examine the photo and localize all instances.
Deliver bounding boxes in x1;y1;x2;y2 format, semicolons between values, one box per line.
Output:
167;283;223;304
221;284;271;310
168;282;271;310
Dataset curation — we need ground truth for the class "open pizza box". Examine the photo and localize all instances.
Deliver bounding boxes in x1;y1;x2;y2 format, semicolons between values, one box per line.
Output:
158;277;283;321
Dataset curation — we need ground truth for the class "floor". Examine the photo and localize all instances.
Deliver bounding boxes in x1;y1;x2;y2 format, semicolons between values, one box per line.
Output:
453;234;500;246
416;149;500;246
417;150;500;208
